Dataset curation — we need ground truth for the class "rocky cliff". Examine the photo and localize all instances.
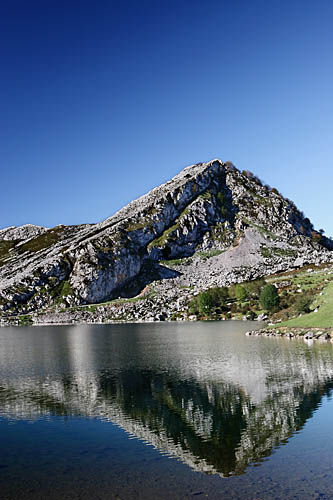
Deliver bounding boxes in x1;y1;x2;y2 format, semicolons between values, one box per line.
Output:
1;159;332;320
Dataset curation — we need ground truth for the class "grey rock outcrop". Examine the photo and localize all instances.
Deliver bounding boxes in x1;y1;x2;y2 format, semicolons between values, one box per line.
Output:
0;159;332;318
0;224;47;241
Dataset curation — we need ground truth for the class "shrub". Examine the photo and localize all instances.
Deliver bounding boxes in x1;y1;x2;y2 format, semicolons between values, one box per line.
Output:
243;278;265;298
19;315;33;326
259;285;280;311
199;292;214;314
189;287;229;316
217;192;226;205
228;284;236;298
230;303;238;313
294;295;312;314
188;296;200;315
311;231;322;243
209;286;229;305
235;285;247;302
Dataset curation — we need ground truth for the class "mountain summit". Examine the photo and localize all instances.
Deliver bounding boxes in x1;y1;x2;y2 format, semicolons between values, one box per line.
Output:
0;159;332;319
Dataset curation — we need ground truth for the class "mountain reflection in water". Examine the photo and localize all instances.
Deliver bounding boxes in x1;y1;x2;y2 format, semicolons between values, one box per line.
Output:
1;322;333;477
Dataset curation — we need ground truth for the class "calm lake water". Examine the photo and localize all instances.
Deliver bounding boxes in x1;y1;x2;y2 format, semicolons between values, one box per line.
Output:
1;321;333;499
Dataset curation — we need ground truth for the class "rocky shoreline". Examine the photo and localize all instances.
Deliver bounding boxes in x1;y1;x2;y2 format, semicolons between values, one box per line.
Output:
246;326;333;341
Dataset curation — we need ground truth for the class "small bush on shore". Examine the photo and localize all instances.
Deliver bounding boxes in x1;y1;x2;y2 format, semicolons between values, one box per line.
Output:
189;286;229;315
259;285;280;311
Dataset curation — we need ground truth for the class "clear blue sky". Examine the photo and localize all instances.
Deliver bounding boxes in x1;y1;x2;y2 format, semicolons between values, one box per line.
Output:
1;0;332;235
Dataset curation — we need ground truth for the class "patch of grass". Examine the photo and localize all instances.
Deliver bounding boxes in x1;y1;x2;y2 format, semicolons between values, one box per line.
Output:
125;221;148;231
87;305;98;313
144;206;158;216
261;246;271;258
19;226;66;253
250;192;271;206
179;206;191;218
217;192;225;205
58;281;73;297
195;249;224;259
160;257;193;267
198;191;212;201
97;245;114;253
46;280;74;305
210;223;233;244
243;219;279;240
216;192;229;218
19;314;33;326
159;250;223;266
0;240;18;266
278;282;333;328
261;246;297;259
148;222;180;250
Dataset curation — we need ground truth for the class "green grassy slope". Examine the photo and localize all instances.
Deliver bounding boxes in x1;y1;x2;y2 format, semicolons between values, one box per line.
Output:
278;281;333;328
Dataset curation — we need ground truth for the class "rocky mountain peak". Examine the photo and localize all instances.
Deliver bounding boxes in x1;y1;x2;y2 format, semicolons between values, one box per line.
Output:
0;159;332;317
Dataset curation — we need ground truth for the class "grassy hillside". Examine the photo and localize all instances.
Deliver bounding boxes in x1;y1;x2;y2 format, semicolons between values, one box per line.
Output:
262;263;333;327
278;281;333;328
185;262;333;325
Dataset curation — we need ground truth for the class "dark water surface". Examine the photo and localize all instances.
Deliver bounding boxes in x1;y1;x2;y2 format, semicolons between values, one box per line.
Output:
1;322;333;499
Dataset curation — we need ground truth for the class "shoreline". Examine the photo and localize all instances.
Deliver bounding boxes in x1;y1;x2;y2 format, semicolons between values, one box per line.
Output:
0;316;265;328
246;326;333;341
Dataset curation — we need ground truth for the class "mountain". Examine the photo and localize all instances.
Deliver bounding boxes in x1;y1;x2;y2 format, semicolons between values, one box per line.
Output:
0;159;332;322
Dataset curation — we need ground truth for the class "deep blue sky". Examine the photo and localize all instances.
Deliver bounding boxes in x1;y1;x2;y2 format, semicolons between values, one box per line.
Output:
1;0;332;235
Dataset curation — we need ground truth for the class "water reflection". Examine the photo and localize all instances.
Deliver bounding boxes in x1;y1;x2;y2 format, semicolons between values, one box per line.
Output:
0;322;333;477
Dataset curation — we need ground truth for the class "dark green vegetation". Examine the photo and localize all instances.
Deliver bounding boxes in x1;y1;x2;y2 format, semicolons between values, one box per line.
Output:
259;285;280;311
278;281;333;328
160;249;224;268
0;240;17;266
189;287;229;316
0;226;72;269
189;279;265;319
188;264;333;324
19;226;67;253
33;280;74;307
18;314;33;326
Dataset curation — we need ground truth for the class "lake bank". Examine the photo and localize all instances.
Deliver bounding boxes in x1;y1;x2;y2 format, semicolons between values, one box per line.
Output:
1;262;333;328
246;326;333;340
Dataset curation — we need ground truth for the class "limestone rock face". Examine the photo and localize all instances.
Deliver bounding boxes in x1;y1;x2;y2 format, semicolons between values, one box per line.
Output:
0;224;47;241
0;159;332;315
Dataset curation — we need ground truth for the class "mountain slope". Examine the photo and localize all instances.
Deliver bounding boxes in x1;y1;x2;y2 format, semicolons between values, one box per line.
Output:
0;159;332;318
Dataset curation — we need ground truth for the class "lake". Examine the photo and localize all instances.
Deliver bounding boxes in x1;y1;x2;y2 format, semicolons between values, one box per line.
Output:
1;321;333;499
